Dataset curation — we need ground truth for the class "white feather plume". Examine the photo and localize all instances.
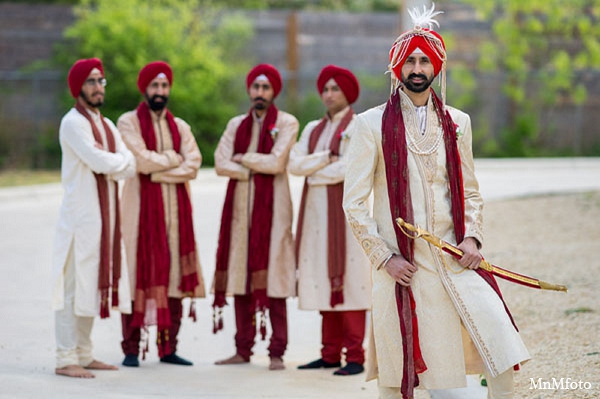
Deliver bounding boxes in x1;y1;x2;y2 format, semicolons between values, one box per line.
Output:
408;2;443;30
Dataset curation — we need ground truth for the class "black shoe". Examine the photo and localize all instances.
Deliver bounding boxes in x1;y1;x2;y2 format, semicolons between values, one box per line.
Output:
297;358;341;369
122;354;139;367
333;362;364;376
160;353;193;366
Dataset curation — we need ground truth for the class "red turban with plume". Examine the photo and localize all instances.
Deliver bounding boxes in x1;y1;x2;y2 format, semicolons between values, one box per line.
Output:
388;5;447;81
67;58;104;99
316;65;360;105
137;61;173;94
246;64;282;98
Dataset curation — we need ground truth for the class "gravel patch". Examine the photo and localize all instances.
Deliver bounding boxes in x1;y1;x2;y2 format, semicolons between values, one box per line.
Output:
483;192;600;398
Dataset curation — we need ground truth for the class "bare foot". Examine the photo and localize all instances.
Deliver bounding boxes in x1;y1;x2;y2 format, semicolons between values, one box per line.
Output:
269;356;285;370
55;364;95;378
214;354;249;365
85;360;118;370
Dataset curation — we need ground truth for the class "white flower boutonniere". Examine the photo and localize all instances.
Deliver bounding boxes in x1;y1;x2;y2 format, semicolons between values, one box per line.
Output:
454;123;463;138
269;124;279;138
338;130;349;140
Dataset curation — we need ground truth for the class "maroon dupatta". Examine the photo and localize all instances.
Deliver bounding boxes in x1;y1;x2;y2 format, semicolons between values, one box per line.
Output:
132;101;200;357
295;108;354;307
74;102;121;319
213;105;279;337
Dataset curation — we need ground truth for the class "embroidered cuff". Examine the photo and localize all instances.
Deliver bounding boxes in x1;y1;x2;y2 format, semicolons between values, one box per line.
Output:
465;232;483;249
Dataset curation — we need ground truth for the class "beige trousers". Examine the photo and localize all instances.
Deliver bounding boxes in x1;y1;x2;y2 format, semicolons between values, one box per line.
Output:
54;244;95;369
378;368;514;399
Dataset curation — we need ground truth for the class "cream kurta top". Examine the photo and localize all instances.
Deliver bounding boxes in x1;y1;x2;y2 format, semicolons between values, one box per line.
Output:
288;107;371;311
117;109;206;299
213;109;298;298
343;91;530;389
52;107;136;316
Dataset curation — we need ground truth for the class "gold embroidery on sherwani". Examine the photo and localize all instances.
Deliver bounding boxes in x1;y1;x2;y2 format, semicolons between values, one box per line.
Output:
347;214;391;267
435;252;498;375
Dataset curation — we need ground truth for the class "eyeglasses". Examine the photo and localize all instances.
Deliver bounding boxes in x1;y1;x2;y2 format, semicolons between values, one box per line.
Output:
84;78;107;87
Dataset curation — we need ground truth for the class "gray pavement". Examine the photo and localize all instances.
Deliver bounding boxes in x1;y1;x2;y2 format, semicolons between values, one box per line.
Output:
0;157;598;399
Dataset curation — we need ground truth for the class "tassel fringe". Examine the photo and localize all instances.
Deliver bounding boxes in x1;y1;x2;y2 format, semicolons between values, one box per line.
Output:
213;307;223;334
188;299;197;322
259;310;267;341
141;327;150;361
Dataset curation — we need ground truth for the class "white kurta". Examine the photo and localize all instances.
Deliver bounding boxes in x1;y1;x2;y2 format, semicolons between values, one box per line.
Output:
343;91;530;389
52;107;136;316
288;107;371;311
213;109;298;298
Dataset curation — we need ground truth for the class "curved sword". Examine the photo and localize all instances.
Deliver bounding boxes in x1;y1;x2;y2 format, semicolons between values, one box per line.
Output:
395;218;567;292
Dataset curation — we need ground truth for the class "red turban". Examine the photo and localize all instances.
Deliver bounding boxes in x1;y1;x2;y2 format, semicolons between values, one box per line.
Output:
67;58;104;99
246;64;282;98
389;27;446;80
137;61;173;94
316;65;360;104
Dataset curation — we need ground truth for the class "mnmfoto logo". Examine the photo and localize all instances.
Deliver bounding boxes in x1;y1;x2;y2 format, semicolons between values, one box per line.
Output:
530;378;592;390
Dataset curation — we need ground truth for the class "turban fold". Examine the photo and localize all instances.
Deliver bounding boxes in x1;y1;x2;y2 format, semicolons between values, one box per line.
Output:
137;61;173;94
246;64;282;98
317;64;360;104
389;28;446;80
67;58;104;98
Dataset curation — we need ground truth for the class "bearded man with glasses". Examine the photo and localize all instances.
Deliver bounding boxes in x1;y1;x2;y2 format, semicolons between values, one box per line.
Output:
52;58;136;378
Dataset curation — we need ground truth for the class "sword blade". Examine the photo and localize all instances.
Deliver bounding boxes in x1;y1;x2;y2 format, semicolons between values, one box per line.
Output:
396;218;567;292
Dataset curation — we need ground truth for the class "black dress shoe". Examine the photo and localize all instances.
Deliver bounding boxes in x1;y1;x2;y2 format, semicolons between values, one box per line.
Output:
122;354;139;367
297;358;341;369
160;353;193;366
333;362;364;376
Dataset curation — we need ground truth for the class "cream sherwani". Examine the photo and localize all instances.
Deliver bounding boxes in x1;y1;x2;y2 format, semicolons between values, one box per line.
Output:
117;110;206;298
288;107;371;311
213;110;298;298
343;91;530;390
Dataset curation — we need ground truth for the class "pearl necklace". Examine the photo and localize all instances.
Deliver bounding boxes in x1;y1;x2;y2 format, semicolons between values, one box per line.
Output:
399;91;443;155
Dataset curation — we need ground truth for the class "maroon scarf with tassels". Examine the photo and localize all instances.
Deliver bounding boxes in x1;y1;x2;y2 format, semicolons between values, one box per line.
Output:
382;88;517;399
213;105;279;335
295;108;354;307
74;102;121;319
132;101;200;357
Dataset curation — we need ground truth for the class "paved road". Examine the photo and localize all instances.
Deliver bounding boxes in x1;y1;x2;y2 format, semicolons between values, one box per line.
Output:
0;158;598;399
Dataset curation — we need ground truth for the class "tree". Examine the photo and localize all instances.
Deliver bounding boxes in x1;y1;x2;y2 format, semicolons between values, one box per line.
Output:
210;0;398;11
460;0;600;156
53;0;254;165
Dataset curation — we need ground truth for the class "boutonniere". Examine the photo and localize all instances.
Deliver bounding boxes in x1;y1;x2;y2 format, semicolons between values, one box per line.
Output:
269;124;279;138
338;130;349;140
454;123;463;138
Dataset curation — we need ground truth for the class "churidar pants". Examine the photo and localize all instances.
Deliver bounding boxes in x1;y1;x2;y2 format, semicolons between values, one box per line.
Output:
54;244;95;369
233;294;287;360
121;298;183;357
321;310;366;364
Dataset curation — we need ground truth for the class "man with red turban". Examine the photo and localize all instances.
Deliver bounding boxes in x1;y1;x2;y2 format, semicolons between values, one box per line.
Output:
52;58;136;378
288;65;370;376
343;5;530;399
117;61;205;367
212;63;298;371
